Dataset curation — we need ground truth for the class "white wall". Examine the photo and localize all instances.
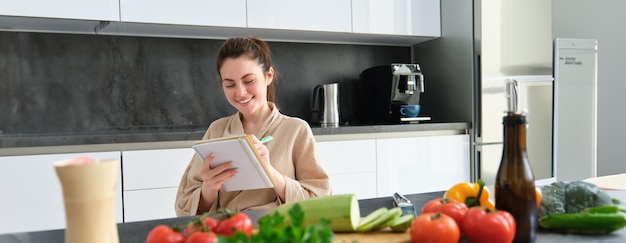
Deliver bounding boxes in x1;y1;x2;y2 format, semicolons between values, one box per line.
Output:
552;0;626;176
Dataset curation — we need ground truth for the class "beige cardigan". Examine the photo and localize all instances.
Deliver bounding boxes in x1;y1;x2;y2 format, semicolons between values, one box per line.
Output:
175;103;331;216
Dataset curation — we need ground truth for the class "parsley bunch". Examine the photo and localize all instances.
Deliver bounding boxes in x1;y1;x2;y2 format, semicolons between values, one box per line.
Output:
219;203;334;243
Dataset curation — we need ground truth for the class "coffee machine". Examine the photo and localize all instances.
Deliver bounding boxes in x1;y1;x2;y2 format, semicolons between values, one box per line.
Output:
357;63;424;124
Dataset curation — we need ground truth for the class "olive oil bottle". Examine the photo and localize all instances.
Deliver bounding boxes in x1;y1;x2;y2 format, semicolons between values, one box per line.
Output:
495;80;537;243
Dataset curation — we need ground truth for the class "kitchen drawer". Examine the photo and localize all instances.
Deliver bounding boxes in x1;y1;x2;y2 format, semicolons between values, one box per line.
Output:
376;134;471;196
123;187;178;222
122;148;195;190
316;139;377;175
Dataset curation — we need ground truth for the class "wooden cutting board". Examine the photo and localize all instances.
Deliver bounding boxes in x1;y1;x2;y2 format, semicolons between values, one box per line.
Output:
333;229;410;243
583;173;626;190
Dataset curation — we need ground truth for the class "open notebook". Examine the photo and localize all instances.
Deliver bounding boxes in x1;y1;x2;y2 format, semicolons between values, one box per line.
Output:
192;135;276;191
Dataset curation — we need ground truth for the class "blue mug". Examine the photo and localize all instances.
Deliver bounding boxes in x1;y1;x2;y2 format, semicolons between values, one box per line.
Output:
400;105;420;118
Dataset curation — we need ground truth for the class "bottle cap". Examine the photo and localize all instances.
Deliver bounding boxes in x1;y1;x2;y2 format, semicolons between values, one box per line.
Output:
505;79;521;114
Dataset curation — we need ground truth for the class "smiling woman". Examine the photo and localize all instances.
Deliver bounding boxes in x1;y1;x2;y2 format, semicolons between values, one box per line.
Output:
175;36;332;216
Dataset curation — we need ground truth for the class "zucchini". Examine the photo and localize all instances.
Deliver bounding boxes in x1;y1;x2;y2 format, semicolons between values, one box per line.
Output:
389;214;415;232
357;207;389;232
371;207;403;231
539;213;626;234
270;194;360;232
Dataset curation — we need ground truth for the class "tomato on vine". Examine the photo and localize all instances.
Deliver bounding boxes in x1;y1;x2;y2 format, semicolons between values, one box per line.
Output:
182;216;218;238
146;225;185;243
185;231;218;243
214;211;254;237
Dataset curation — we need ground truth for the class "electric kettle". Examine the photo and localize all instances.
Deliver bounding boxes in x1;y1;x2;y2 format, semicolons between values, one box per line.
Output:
311;83;340;127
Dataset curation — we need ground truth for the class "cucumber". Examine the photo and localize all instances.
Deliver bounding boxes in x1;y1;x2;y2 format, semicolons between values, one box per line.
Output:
371;207;403;231
356;207;389;232
582;205;620;214
389;214;415;232
270;194;360;232
539;213;626;234
612;197;626;212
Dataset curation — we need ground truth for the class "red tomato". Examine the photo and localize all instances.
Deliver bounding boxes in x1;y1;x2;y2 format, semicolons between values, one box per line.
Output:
183;217;218;238
410;212;460;243
201;217;218;229
185;231;218;243
214;212;254;237
146;225;185;243
461;207;516;243
422;197;468;227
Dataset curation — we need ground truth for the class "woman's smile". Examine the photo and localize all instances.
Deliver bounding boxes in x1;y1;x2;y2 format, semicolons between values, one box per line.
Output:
238;97;253;104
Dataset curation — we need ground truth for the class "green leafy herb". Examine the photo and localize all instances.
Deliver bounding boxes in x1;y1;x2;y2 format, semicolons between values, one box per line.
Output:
218;203;334;243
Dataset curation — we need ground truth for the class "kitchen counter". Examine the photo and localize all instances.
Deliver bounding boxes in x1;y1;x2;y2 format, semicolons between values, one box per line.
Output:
0;122;469;156
2;190;624;243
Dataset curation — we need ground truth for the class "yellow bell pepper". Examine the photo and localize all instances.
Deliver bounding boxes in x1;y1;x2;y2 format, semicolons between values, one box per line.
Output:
444;179;495;210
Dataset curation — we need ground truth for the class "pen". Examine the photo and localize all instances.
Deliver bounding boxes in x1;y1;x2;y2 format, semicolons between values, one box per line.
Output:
260;135;273;144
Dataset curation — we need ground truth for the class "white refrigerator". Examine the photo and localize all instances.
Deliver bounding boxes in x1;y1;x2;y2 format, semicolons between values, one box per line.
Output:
553;38;598;181
471;0;555;186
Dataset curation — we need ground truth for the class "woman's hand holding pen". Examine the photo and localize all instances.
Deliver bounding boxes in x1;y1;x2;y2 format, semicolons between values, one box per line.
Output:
250;134;287;201
250;135;272;167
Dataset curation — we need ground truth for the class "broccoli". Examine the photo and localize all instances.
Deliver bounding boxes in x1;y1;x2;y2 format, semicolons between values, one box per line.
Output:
538;181;567;217
538;181;613;218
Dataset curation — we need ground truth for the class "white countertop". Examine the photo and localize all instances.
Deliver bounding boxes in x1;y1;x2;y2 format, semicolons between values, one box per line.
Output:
0;122;469;156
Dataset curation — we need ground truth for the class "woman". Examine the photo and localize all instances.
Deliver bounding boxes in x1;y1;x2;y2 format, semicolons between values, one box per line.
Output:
175;36;331;216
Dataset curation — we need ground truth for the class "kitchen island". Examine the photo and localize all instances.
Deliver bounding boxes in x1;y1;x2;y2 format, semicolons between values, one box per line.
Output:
2;190;625;243
0;122;471;234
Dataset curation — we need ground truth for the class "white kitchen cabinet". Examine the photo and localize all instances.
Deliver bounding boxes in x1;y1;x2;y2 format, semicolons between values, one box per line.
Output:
122;148;195;222
247;0;352;33
123;188;180;222
324;172;377;199
352;0;441;37
0;151;122;234
0;0;119;21
119;0;246;27
316;139;377;199
376;134;470;197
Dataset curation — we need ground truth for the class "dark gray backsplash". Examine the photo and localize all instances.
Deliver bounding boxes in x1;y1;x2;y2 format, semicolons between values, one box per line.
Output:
0;32;410;137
